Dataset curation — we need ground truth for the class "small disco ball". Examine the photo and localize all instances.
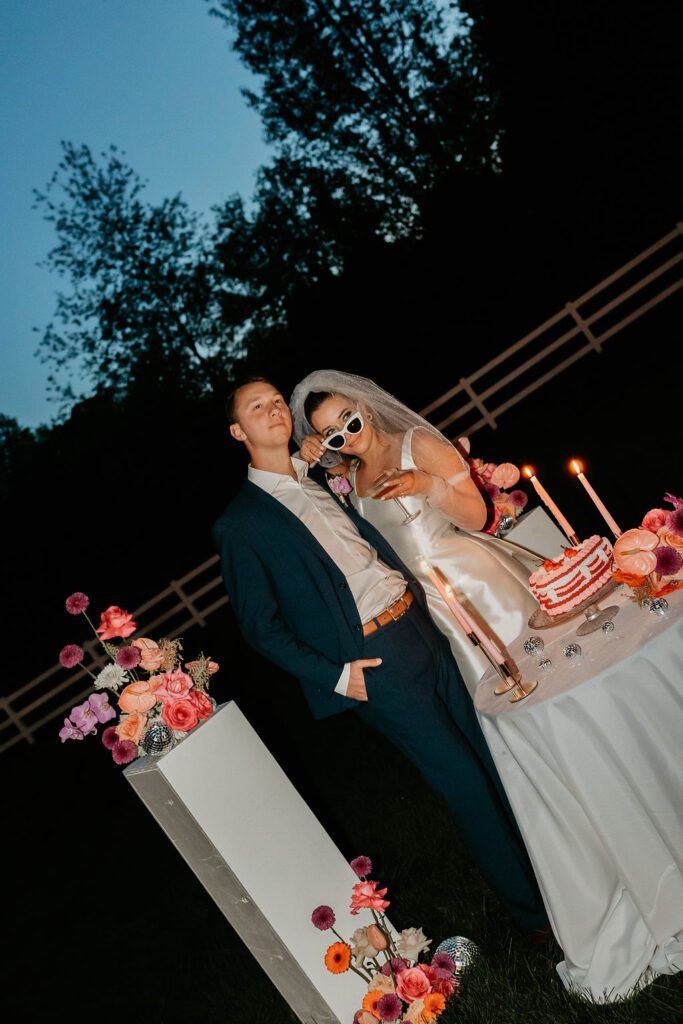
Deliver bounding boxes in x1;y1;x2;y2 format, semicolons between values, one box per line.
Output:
601;620;615;634
496;514;515;538
523;636;544;657
433;935;479;975
539;658;552;671
641;597;653;610
141;723;175;756
651;597;669;616
563;642;582;659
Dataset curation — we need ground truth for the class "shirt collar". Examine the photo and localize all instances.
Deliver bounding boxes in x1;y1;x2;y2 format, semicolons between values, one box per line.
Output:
248;456;310;493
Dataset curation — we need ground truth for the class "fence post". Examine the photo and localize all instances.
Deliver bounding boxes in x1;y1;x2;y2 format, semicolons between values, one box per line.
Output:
0;697;34;746
564;301;602;352
459;377;498;429
170;581;207;629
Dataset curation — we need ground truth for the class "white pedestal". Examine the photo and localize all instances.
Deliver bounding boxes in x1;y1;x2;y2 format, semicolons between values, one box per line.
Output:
504;506;567;559
125;702;378;1024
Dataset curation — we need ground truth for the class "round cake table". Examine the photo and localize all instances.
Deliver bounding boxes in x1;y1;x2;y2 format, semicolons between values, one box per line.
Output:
474;587;683;1001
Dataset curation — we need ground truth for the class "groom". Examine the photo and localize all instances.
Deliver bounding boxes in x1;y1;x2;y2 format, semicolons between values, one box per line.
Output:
212;376;549;937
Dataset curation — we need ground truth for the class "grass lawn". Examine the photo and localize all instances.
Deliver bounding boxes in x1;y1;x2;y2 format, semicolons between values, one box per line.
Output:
6;634;682;1024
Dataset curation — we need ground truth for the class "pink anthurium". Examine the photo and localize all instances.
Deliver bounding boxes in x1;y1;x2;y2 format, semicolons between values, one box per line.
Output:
613;528;659;575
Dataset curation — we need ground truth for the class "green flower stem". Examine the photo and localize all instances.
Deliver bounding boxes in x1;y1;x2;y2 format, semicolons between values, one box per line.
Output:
349;963;371;983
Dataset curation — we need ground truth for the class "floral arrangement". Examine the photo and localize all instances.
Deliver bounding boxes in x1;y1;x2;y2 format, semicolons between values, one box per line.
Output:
612;493;683;604
58;592;218;765
457;437;528;535
326;467;354;507
312;856;462;1023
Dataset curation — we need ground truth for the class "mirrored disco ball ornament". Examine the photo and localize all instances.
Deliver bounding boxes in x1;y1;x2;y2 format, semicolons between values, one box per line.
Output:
641;597;653;610
601;620;615;633
523;636;544;657
563;642;582;659
651;598;669;616
496;514;515;538
141;723;175;756
434;936;479;975
539;658;552;671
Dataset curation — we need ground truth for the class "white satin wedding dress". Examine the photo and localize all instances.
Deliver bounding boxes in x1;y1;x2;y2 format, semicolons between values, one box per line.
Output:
350;429;539;695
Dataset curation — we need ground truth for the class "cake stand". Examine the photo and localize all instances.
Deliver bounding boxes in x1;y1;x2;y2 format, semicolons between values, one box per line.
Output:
528;578;621;636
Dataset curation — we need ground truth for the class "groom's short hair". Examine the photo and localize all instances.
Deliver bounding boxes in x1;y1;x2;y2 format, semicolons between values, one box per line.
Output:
225;375;276;424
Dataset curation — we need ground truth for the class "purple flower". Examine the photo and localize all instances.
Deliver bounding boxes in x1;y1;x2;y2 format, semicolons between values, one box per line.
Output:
328;475;352;497
485;482;500;500
376;994;402;1022
88;691;116;724
59;644;84;669
664;493;683;509
350;855;372;878
59;717;84;742
311;905;336;930
381;957;410;976
116;645;141;669
111;739;137;765
65;592;90;615
665;507;683;538
70;700;98;735
509;489;528;510
655;546;682;577
431;952;456;978
102;725;119;750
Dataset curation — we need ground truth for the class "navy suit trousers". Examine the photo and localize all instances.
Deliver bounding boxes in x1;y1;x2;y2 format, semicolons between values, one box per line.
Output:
356;599;548;933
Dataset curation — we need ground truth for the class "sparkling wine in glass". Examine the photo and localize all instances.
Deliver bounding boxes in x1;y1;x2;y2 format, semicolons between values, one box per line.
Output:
368;469;422;525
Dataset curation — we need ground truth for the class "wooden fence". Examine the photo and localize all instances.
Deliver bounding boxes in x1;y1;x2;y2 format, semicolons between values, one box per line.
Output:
3;224;681;753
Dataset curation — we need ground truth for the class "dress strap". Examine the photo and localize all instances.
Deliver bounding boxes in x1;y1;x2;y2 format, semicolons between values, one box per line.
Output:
401;427;417;469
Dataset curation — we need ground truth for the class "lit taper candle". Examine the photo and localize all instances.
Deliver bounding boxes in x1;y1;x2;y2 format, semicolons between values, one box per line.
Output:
521;465;579;545
569;459;622;539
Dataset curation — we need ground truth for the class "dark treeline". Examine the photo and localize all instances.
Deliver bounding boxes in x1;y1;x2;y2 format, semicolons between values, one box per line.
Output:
4;0;681;692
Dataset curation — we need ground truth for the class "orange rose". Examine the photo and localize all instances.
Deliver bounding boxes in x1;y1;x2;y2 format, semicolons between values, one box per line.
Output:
657;527;683;552
131;638;165;672
118;678;159;714
161;697;199;732
115;711;147;744
96;605;137;640
188;689;213;720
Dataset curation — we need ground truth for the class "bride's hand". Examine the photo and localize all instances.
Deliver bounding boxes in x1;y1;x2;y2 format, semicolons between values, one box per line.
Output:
375;470;432;499
299;433;326;465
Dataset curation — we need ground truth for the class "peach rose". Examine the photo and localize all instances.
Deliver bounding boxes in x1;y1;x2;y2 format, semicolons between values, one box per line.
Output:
118;678;159;714
115;711;147;744
161;697;199;732
641;508;668;532
96;605;137;640
367;924;388;952
396;966;432;1002
404;998;427;1023
132;638;165;672
613;528;659;575
188;689;213;720
368;973;396;995
657;527;683;552
153;668;193;704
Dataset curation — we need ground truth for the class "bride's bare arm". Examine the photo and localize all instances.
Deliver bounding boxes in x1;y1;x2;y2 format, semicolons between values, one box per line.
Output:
377;430;487;530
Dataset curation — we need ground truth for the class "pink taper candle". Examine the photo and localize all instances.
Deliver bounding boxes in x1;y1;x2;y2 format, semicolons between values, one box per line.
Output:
569;460;622;539
421;560;506;667
522;466;579;545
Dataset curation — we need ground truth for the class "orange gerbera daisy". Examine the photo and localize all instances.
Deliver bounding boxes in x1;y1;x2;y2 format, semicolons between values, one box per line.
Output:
361;990;383;1018
324;942;351;974
422;992;447;1020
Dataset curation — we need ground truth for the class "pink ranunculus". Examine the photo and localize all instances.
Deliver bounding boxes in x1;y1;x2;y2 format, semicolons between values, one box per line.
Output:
154;668;193;704
349;880;390;915
432;977;457;997
188;689;213;720
161;697;199;732
95;605;137;640
641;508;668;532
396;966;432;1003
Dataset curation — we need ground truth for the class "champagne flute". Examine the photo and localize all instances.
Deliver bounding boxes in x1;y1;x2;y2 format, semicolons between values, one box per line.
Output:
368;469;421;525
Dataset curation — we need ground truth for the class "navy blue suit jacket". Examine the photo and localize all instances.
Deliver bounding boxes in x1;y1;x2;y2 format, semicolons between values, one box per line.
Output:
212;474;446;719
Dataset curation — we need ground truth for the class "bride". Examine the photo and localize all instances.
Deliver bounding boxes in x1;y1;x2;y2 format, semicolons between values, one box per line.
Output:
290;370;538;695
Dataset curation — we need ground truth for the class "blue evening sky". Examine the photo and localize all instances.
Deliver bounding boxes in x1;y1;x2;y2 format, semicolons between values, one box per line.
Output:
1;0;270;427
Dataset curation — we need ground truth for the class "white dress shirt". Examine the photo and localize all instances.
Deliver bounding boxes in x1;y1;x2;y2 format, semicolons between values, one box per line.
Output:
248;458;407;694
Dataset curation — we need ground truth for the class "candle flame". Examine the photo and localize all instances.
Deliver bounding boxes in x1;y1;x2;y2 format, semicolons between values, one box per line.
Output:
570;459;583;476
521;465;535;479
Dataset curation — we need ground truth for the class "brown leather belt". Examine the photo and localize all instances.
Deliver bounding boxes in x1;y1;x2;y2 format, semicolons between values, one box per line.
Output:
362;590;414;637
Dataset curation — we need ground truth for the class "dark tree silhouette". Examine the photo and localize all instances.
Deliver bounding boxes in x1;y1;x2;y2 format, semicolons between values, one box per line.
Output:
33;143;240;411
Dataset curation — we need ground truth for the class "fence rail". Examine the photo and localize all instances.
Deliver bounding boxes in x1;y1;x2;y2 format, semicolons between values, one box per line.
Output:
4;224;682;754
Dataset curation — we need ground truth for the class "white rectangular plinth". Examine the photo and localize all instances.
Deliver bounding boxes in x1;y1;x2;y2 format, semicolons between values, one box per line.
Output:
125;703;379;1024
505;506;567;558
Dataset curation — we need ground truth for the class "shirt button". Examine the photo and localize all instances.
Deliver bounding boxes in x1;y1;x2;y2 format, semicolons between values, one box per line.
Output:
339;581;347;590
354;624;361;631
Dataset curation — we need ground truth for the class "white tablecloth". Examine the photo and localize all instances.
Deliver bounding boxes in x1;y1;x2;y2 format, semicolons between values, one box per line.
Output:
474;587;683;1001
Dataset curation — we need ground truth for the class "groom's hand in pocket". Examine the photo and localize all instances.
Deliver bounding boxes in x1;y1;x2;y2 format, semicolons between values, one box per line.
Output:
347;658;382;701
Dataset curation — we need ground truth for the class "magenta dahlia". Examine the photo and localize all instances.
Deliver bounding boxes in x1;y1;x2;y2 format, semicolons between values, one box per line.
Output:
665;507;683;538
311;905;335;931
376;993;403;1021
65;592;90;615
655;546;682;577
350;855;372;878
116;645;142;669
59;644;84;669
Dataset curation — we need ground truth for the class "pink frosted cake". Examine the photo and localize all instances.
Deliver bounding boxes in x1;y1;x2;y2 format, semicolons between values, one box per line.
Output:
529;536;614;617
